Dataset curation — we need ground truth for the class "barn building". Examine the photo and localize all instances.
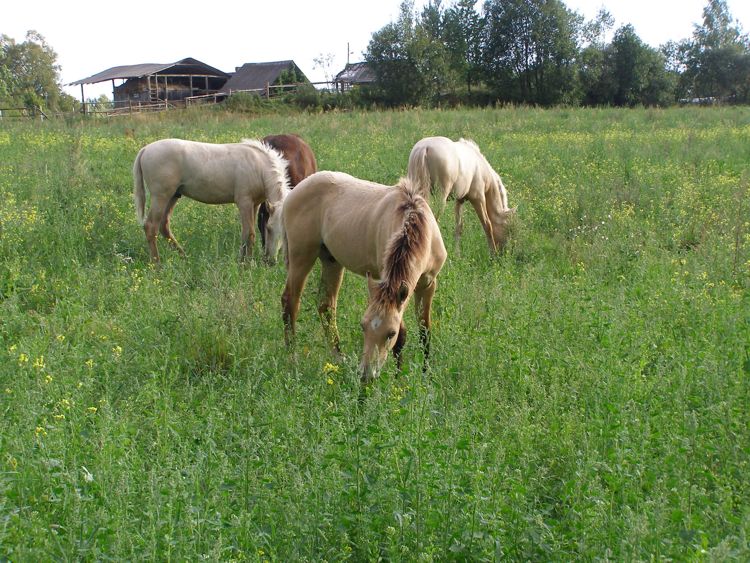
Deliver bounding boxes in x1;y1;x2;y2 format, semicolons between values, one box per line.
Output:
334;62;376;93
218;60;310;96
69;58;229;107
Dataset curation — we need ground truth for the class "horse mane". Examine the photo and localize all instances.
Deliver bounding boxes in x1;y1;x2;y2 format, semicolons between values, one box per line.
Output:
458;137;509;209
241;138;291;200
374;178;431;308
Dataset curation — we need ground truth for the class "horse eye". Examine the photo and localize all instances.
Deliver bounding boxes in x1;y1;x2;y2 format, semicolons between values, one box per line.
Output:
387;330;397;340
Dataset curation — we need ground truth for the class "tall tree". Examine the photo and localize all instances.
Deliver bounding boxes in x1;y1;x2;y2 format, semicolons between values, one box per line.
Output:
480;0;581;105
442;0;483;92
0;30;77;111
365;0;454;106
680;0;750;101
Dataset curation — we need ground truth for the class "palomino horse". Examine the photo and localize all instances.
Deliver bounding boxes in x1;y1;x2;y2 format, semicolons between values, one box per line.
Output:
257;134;317;248
282;171;447;382
133;138;290;263
407;136;516;254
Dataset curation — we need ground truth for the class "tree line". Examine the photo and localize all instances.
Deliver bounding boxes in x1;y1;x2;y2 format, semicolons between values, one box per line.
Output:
1;0;749;113
363;0;750;107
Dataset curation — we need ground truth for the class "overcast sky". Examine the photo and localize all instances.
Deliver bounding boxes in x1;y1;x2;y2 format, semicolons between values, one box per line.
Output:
3;0;749;100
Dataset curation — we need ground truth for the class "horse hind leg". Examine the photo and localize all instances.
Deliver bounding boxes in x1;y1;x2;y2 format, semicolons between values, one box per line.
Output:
143;193;174;263
317;253;345;356
159;194;185;256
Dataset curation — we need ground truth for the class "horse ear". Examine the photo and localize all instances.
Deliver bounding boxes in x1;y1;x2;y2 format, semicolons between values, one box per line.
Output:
366;272;379;300
397;282;409;306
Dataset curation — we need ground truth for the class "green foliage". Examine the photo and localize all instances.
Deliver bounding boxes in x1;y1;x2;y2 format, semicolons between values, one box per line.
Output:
0;107;749;560
482;0;581;105
680;0;750;101
0;30;70;112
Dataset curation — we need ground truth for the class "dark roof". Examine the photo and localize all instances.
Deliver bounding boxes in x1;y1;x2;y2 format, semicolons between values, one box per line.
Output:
219;60;307;94
334;62;376;84
69;57;229;86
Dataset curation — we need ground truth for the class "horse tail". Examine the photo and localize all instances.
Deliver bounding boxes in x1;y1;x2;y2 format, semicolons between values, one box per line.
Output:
133;147;147;226
407;146;432;199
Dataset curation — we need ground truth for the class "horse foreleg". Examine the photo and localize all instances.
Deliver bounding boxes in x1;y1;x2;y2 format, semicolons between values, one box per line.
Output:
454;200;464;254
257;202;270;249
414;279;437;371
393;320;407;371
160;195;185;256
282;253;317;348
317;259;345;356
237;200;258;262
144;194;174;263
470;198;497;255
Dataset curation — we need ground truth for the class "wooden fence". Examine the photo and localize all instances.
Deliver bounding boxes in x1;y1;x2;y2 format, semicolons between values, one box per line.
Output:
0;106;49;120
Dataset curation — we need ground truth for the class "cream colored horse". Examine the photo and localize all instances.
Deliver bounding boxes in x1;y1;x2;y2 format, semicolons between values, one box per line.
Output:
281;171;447;382
407;136;516;254
133;138;290;263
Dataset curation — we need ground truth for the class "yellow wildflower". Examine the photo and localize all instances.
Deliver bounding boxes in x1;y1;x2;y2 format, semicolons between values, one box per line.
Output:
87;406;97;414
33;356;45;370
327;377;334;385
323;362;340;375
18;353;29;365
56;334;65;342
85;359;94;369
35;426;47;437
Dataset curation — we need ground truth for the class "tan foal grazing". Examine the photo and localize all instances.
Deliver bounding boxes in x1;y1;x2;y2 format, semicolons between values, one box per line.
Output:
281;171;447;382
407;136;516;254
133;138;290;263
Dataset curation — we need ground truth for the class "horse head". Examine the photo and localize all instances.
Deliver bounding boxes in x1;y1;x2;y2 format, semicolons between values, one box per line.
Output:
359;272;409;382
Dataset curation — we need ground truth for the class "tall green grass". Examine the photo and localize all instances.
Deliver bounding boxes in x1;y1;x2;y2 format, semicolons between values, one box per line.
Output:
1;106;749;560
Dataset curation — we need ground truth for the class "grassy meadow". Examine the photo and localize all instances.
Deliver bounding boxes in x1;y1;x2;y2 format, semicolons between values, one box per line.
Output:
1;106;749;560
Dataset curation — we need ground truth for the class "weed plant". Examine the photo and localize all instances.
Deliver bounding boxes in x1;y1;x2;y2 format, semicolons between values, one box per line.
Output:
0;106;748;560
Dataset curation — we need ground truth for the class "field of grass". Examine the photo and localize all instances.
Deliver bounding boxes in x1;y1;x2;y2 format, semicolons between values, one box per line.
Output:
1;106;749;560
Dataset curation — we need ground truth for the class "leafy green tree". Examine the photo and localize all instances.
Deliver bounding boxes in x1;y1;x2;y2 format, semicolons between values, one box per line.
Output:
365;0;452;106
0;30;74;111
480;0;581;105
442;0;483;92
680;0;750;101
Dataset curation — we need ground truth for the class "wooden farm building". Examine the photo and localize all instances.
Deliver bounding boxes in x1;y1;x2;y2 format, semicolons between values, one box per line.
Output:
69;58;229;106
219;60;310;96
334;62;376;92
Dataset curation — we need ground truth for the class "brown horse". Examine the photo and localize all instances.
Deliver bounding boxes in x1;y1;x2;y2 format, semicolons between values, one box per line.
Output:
407;136;516;254
282;171;447;382
133;138;290;263
257;134;317;248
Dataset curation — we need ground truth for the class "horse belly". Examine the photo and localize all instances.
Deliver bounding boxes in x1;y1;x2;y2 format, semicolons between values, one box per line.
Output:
179;177;236;204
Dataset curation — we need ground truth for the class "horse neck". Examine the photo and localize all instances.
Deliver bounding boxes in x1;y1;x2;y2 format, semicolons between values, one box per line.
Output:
262;168;289;204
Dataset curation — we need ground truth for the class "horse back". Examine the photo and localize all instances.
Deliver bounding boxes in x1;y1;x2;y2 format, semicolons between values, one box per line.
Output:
263;134;317;187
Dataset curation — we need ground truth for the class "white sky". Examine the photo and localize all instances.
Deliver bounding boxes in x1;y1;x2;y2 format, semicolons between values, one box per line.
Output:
3;0;749;101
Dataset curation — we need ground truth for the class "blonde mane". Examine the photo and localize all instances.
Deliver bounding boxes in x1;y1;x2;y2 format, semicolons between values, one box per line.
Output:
374;179;431;308
241;138;291;201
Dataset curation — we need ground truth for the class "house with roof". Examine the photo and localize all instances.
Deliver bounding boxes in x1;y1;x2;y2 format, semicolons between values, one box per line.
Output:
69;58;229;106
334;62;376;93
219;60;309;96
